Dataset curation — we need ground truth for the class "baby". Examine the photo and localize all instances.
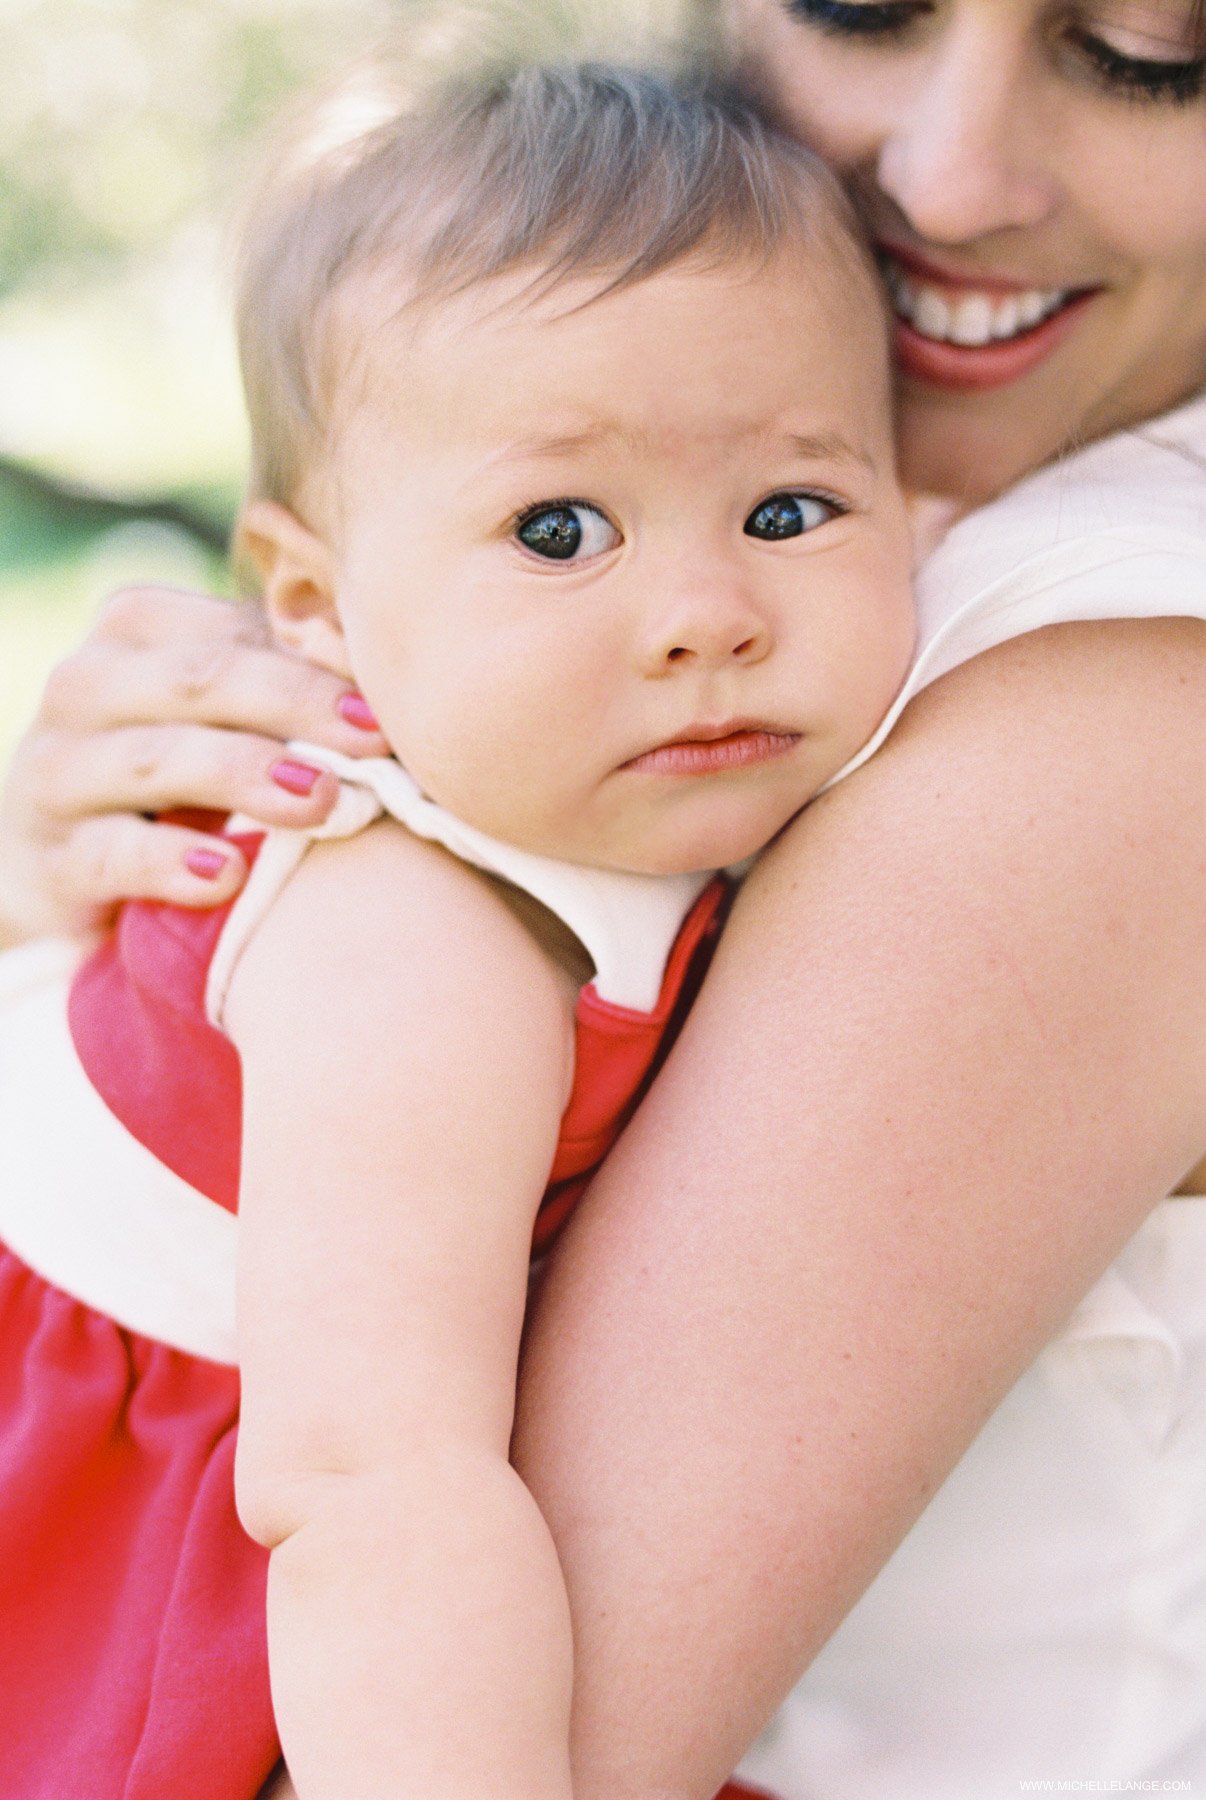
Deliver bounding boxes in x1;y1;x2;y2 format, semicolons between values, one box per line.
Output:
0;51;914;1800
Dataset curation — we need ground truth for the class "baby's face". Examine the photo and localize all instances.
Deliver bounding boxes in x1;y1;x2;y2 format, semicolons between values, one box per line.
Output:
314;246;915;873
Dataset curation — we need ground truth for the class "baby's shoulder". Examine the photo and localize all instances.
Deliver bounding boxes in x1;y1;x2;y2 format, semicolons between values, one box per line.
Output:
223;813;578;1055
333;816;594;1011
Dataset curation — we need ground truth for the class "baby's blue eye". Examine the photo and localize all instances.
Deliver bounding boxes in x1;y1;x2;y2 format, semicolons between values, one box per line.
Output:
745;493;840;541
517;503;619;562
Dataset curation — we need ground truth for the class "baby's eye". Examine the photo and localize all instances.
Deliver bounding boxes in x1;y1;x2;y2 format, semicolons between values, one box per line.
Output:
744;492;842;541
516;502;620;562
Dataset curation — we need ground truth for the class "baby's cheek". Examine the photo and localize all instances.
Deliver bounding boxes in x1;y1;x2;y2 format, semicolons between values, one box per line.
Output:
829;585;915;756
423;696;569;843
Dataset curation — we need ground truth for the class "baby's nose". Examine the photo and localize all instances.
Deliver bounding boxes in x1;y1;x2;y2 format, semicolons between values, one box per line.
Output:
639;589;772;675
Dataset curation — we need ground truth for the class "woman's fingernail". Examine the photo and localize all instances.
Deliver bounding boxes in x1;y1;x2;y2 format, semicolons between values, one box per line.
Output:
338;692;380;732
187;849;229;882
271;759;323;797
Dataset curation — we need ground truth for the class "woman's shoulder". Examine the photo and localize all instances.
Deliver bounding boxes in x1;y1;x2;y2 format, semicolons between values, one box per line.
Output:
828;390;1206;789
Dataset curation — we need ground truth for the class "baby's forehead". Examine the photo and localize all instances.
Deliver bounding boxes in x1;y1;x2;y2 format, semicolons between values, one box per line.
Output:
330;242;894;472
237;62;892;509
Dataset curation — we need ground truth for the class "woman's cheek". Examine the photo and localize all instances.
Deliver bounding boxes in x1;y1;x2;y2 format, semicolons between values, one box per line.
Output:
1067;128;1206;262
731;9;899;169
789;67;905;171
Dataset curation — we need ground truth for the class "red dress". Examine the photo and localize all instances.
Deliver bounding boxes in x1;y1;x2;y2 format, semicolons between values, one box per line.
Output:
0;817;736;1800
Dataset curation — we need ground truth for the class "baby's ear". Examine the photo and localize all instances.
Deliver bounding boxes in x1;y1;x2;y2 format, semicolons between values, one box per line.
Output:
236;499;353;680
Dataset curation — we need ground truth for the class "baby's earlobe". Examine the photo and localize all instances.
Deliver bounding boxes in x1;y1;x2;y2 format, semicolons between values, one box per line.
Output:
235;501;351;677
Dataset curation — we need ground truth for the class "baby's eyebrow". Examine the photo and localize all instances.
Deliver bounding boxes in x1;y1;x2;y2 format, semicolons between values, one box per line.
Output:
486;423;640;465
480;423;878;472
785;431;878;473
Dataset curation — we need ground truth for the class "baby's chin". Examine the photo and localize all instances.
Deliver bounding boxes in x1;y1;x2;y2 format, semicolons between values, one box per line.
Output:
442;784;815;877
569;805;808;878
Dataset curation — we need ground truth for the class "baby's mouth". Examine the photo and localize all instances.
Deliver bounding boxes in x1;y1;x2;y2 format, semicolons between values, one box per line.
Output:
622;724;801;778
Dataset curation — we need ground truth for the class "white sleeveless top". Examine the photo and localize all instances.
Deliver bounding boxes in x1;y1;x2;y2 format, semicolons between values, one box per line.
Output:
737;388;1206;1800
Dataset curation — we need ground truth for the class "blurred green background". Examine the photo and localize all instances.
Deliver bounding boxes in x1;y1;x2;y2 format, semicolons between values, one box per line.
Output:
0;0;404;768
0;0;697;774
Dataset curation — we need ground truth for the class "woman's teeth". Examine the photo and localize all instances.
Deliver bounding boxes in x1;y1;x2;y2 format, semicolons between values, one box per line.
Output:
883;262;1072;347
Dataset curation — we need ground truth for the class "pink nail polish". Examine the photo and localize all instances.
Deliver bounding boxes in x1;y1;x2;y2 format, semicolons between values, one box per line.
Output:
187;849;228;882
338;693;380;732
271;759;323;797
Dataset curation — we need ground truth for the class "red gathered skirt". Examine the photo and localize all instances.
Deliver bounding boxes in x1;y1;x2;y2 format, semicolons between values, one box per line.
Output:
0;1243;278;1800
0;1243;776;1800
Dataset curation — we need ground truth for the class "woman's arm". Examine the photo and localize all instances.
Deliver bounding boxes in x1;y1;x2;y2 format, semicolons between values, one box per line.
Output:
226;822;577;1799
0;586;387;946
515;616;1206;1800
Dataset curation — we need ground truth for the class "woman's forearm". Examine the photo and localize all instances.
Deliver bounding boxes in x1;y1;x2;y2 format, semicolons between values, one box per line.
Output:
515;618;1206;1800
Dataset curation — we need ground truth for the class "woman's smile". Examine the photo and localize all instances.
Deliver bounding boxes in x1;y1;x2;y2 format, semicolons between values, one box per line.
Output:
877;241;1104;390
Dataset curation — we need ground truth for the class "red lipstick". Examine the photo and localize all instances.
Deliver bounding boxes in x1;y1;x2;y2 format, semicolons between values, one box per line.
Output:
877;241;1104;394
893;292;1099;393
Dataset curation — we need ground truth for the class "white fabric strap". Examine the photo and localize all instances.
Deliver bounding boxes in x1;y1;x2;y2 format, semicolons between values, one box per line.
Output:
0;944;238;1364
209;748;714;1024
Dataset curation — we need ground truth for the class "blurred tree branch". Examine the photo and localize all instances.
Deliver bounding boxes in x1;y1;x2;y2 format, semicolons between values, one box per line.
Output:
0;453;232;557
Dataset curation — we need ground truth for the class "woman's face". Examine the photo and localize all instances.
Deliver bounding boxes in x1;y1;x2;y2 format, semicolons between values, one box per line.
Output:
727;0;1206;501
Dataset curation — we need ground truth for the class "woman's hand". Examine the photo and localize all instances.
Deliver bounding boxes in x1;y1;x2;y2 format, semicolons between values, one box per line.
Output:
0;585;388;946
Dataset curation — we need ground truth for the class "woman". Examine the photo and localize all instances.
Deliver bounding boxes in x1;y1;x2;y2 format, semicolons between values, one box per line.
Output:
2;1;1205;1795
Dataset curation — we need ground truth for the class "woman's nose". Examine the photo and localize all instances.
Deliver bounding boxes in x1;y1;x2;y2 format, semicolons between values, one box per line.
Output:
636;586;773;677
876;22;1060;242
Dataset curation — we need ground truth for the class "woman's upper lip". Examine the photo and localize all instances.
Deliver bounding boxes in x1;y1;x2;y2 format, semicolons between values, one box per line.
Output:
876;238;1100;298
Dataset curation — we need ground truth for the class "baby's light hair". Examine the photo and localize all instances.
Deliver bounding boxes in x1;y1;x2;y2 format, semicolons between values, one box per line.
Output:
236;19;883;507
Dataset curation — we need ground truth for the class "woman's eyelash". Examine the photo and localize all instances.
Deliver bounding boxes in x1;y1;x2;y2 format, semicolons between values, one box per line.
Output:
784;0;928;37
785;0;1206;101
1069;30;1206;103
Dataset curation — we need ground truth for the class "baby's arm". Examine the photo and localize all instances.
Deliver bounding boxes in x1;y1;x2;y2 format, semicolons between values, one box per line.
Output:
225;820;577;1800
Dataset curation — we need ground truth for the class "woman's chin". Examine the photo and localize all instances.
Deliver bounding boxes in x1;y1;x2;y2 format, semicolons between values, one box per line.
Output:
896;393;1065;508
